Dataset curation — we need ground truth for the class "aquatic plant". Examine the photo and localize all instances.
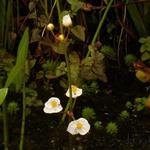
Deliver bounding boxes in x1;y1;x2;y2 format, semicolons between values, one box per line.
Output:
106;122;118;135
67;118;90;135
43;97;63;114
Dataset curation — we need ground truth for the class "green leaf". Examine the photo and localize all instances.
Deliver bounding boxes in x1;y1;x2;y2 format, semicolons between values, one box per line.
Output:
101;45;116;59
26;98;43;107
16;27;29;67
67;0;83;13
0;88;8;105
124;54;137;66
56;62;66;77
141;52;150;61
4;27;29;90
139;37;147;43
127;0;147;36
51;40;70;54
5;65;22;88
92;52;107;82
81;57;97;80
71;25;85;41
80;51;107;82
82;107;96;120
69;51;80;64
67;0;79;5
70;64;80;83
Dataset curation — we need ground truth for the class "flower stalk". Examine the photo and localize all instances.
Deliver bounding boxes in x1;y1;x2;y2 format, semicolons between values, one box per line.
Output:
60;51;73;124
19;78;26;150
86;0;114;57
2;101;8;150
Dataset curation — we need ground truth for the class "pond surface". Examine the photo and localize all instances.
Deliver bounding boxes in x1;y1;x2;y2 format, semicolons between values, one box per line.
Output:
0;68;150;150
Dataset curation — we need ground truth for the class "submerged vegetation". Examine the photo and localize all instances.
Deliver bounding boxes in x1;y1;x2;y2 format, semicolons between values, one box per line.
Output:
0;0;150;149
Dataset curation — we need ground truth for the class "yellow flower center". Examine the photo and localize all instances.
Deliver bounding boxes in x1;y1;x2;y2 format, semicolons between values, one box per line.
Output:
50;100;58;108
76;122;83;129
71;85;77;94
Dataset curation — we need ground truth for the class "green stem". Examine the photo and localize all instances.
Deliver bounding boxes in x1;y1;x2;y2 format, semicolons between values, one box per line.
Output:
48;0;57;22
117;6;127;66
2;101;8;150
16;0;19;28
60;51;73;124
41;0;57;37
86;0;114;57
4;0;11;48
56;0;63;33
44;0;48;17
19;80;26;150
70;98;76;111
56;0;72;124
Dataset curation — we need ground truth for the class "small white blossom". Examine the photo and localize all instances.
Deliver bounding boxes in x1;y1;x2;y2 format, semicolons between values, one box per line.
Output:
66;85;82;98
47;23;54;31
43;97;63;114
67;118;90;135
62;14;72;27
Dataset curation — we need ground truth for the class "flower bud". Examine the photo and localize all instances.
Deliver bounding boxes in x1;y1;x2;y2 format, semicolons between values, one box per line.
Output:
58;34;65;41
47;23;54;31
62;14;72;27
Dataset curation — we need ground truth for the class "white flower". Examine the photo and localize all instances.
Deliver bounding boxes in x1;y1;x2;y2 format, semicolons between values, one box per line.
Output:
47;23;54;31
66;85;82;98
62;14;72;27
43;97;63;114
67;118;90;135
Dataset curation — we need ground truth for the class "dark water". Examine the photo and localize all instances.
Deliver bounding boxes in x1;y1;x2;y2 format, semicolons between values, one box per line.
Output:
0;68;150;150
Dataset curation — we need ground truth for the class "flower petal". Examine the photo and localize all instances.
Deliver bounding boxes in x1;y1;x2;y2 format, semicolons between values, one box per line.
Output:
43;97;63;114
65;86;82;98
67;120;78;135
62;14;72;27
43;105;63;114
45;97;60;107
67;118;90;135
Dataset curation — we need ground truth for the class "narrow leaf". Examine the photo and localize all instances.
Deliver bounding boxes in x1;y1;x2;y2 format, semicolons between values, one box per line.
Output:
4;27;29;90
127;0;147;36
0;88;8;105
16;27;29;66
4;65;22;88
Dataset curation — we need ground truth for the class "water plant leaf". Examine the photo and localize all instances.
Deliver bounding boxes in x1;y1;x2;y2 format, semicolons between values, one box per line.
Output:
106;122;118;135
71;25;85;41
141;52;150;61
69;52;80;83
124;54;137;66
80;57;97;80
5;65;22;88
82;107;96;120
81;50;107;82
16;28;29;67
127;0;147;36
26;98;43;107
0;88;8;105
92;52;107;82
56;62;66;77
7;102;19;114
30;28;41;43
5;27;29;90
100;45;116;59
139;36;150;61
70;63;80;83
67;0;83;13
51;40;70;54
69;51;80;64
